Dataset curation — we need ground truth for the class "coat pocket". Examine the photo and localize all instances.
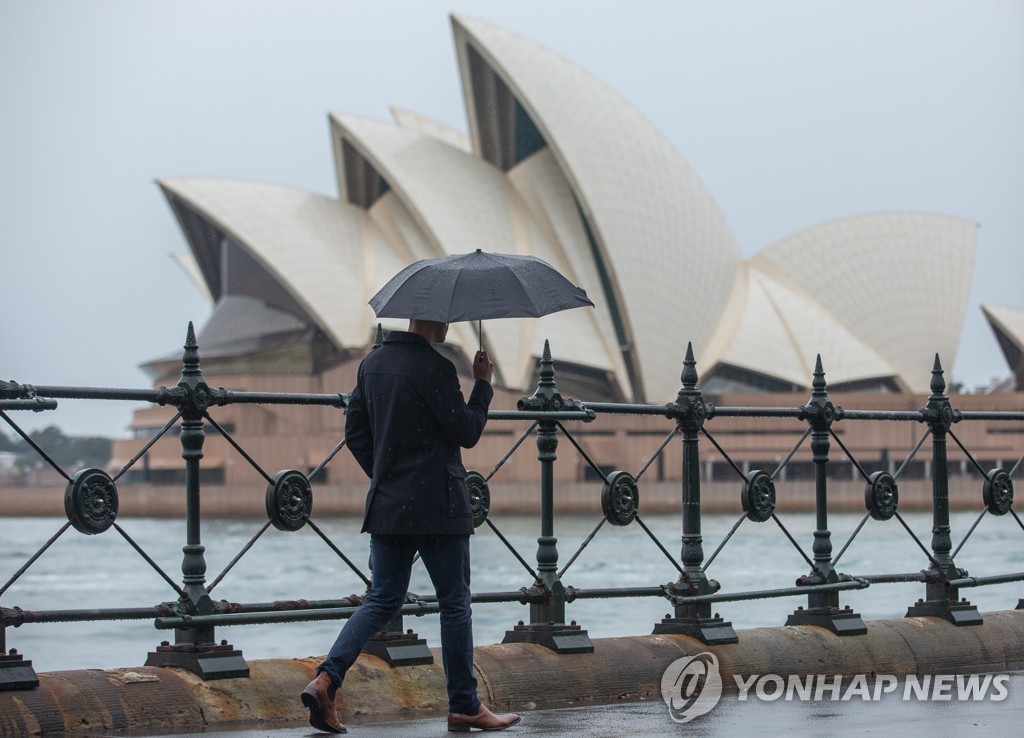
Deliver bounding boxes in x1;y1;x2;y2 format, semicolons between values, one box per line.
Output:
446;463;472;518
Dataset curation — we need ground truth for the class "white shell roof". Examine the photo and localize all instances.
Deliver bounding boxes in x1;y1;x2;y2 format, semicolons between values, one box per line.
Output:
390;107;471;152
159;178;386;349
750;213;976;393
982;304;1024;358
506;149;629;386
452;15;744;402
718;266;896;388
170;251;211;303
330;113;617;391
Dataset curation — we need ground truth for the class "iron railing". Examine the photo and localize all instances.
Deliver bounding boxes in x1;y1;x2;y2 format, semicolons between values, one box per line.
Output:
1;324;1022;690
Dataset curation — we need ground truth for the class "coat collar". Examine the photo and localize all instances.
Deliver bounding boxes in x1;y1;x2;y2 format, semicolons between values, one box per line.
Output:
383;331;432;348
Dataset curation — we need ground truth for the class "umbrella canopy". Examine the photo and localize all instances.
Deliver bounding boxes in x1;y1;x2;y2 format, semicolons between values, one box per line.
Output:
369;249;594;323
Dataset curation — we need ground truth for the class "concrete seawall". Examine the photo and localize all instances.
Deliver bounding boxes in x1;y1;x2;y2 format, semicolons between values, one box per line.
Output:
3;610;1022;735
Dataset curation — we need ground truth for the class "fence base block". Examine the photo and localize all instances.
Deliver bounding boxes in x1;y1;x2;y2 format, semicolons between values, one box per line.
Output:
906;599;983;626
362;632;434;667
502;622;594;654
786;606;867;635
0;653;38;691
653;616;738;645
145;645;250;680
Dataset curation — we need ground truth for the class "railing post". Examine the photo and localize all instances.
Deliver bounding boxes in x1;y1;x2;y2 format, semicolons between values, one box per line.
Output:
0;607;38;691
654;343;736;643
906;355;982;625
361;560;434;666
503;341;593;653
786;356;866;634
145;324;250;678
0;390;42;691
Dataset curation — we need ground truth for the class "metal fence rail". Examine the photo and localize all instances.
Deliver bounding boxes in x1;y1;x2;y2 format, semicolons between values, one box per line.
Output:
1;324;1022;690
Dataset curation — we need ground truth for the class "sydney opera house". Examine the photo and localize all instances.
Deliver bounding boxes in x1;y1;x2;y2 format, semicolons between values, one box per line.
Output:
114;16;1020;504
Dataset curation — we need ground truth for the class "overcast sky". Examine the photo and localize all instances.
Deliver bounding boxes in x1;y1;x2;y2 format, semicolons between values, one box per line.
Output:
2;0;1022;437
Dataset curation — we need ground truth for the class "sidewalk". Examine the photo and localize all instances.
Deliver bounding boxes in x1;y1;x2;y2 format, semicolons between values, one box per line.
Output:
167;673;1024;738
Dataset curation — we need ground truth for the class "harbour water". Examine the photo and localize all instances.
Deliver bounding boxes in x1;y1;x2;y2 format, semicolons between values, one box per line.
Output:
2;511;1022;674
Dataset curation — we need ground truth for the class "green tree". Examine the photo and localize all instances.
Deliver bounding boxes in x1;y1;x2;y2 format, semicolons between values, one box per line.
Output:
0;426;16;452
13;425;112;471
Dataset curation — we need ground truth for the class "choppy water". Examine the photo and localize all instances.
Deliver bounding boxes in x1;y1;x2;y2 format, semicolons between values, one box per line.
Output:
2;511;1022;673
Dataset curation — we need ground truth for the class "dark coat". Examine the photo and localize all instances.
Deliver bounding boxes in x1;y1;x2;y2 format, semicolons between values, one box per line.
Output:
344;331;493;535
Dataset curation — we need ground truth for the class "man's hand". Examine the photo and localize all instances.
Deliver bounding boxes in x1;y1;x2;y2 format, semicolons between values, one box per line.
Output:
473;350;494;383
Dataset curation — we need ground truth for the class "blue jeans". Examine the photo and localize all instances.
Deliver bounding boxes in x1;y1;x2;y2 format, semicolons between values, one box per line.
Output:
319;534;481;715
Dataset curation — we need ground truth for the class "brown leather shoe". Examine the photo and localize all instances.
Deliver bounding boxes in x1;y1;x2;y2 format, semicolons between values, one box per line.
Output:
300;671;347;734
448;704;521;732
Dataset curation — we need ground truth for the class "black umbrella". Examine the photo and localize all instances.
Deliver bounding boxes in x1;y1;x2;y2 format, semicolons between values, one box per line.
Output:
369;249;594;347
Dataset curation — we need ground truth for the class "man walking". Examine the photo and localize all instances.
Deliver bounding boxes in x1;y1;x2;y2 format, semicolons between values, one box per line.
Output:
301;319;520;733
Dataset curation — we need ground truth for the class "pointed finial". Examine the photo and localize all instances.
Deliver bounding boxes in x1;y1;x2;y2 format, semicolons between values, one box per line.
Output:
538;339;556;390
810;354;827;400
372;323;384;350
672;341;709;428
681;342;698;389
930;354;946;396
518;339;563;410
182;322;200;377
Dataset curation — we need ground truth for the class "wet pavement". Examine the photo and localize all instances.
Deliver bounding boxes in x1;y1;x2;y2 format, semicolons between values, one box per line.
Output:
127;673;1024;737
